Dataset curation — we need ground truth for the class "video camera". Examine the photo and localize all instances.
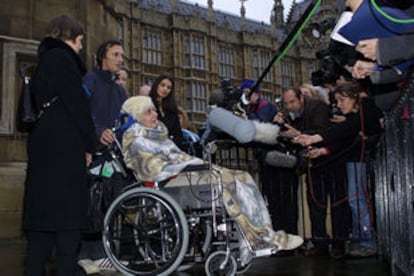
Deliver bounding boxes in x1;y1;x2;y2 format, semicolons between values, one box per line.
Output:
219;79;244;112
311;39;358;87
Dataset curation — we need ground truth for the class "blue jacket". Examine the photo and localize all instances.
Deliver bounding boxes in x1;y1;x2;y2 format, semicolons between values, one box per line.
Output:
247;98;278;123
84;68;127;139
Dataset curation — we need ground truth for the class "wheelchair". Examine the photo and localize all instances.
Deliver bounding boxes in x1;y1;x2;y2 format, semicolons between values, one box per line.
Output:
101;129;275;275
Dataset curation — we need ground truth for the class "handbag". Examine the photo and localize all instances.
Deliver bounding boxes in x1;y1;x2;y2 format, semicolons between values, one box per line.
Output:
16;67;58;133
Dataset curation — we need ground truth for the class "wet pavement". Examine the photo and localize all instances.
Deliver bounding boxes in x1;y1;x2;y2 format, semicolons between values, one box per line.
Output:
0;239;390;276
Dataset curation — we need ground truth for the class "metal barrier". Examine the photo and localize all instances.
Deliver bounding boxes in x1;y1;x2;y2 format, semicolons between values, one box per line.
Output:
210;86;414;271
374;72;414;276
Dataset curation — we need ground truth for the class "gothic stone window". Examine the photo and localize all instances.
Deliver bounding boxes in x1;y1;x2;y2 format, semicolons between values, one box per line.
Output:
218;45;235;78
184;34;205;69
281;60;294;90
185;81;206;113
261;92;274;103
1;38;38;134
142;30;162;65
253;49;271;82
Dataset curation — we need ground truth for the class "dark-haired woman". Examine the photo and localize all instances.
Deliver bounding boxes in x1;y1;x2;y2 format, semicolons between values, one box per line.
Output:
23;15;97;275
149;74;184;149
294;81;384;257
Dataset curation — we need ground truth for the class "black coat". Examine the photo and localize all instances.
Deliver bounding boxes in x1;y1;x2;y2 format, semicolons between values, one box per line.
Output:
291;97;331;134
320;97;384;162
23;37;97;231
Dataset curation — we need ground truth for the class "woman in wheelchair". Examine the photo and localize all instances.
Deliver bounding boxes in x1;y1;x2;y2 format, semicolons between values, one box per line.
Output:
120;96;303;264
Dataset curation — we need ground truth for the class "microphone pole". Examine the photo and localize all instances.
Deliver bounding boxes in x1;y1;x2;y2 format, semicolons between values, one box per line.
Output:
249;0;322;95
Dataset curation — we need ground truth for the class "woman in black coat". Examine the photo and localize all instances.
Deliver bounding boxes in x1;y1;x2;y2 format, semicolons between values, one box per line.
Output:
149;74;185;149
23;15;97;276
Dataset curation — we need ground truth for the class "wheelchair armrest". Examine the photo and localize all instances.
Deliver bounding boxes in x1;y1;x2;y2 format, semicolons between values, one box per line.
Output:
182;164;210;172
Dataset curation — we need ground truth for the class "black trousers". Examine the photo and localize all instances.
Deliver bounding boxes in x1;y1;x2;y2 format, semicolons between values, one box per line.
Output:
262;164;299;234
25;230;81;276
307;160;350;249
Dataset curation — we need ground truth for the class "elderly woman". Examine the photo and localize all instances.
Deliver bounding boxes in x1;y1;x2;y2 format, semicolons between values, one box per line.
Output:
121;96;303;265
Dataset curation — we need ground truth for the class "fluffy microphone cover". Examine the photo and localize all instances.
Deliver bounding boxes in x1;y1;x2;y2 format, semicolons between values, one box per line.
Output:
252;121;280;145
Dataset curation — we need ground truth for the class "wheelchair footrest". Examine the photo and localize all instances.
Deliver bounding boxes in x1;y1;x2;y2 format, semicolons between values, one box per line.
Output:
253;247;276;258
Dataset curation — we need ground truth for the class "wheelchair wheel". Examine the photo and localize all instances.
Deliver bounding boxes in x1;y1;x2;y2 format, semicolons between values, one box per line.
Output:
103;187;189;276
205;250;237;276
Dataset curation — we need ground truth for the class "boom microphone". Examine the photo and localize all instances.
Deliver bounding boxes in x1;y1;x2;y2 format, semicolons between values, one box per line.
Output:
265;150;297;168
209;107;256;143
208;107;280;144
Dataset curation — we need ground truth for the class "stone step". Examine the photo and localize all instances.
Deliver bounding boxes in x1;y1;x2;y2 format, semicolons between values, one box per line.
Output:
0;162;26;238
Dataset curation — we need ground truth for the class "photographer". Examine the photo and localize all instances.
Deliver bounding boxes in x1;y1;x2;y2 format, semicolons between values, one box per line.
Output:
274;87;349;258
294;81;384;257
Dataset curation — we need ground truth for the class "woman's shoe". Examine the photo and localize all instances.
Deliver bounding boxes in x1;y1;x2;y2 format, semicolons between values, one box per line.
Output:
266;230;304;251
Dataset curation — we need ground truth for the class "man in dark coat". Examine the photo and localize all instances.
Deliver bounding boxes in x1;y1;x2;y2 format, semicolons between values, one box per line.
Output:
78;40;128;274
85;40;128;146
23;15;97;276
277;87;349;258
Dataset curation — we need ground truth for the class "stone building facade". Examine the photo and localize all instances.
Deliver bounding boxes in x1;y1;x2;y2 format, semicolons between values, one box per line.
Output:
0;0;339;238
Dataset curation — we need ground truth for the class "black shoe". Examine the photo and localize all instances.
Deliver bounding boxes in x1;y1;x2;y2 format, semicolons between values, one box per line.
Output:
330;247;346;259
306;247;329;257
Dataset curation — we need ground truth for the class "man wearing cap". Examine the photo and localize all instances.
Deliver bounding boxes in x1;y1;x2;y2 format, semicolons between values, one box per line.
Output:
240;79;278;122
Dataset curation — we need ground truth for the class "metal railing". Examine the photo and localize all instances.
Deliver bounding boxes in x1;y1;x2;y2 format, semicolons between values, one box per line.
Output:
374;71;414;276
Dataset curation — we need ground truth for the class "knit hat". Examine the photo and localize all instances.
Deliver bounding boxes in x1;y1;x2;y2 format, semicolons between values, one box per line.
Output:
240;79;260;93
121;96;154;121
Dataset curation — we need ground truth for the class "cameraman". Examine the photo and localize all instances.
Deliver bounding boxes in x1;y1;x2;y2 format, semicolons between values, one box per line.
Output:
240;79;278;122
237;80;287;238
274;87;349;258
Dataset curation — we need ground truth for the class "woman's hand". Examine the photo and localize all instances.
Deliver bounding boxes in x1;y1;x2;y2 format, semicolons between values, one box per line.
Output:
304;147;328;159
293;134;322;147
330;115;346;123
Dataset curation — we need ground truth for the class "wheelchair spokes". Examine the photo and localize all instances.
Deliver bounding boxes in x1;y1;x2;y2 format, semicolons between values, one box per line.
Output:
103;188;189;276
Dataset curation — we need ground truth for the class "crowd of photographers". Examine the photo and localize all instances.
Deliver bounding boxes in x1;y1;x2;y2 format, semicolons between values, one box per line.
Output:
201;0;414;259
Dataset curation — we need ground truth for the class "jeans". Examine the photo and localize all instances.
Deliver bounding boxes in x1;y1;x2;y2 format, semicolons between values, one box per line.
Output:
347;162;376;249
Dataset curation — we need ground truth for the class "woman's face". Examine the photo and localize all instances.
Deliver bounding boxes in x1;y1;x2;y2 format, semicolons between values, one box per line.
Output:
156;78;173;99
140;106;158;129
335;93;357;114
65;35;83;54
